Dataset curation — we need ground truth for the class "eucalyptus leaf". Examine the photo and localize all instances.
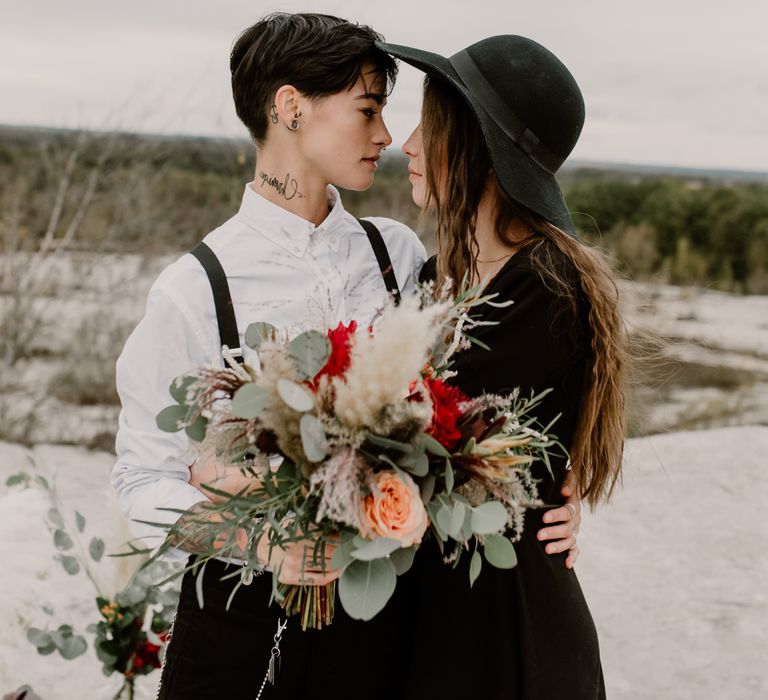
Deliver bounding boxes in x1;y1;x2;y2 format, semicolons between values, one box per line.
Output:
156;404;188;433
286;330;331;380
398;451;429;477
75;511;86;533
448;502;466;539
35;475;50;491
338;558;397;621
57;555;80;575
367;434;414;454
484;534;518;569
350;537;401;561
444;459;455;494
58;635;88;660
89;537;105;562
420;474;436;504
390;546;416;575
330;537;356;570
184;414;208;442
300;414;329;462
435;503;454;538
231;383;269;419
6;473;29;487
471;501;508;535
27;628;51;648
426;501;447;542
469;550;482;587
169;374;198;404
422;434;451;457
244;322;278;351
37;641;57;656
276;379;314;412
53;529;74;551
47;508;64;529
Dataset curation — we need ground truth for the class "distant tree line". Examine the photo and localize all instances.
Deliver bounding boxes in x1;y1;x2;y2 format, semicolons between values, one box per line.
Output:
567;178;768;293
1;126;766;291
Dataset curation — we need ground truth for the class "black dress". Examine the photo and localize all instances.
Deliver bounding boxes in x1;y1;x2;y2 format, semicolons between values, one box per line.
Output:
404;246;606;699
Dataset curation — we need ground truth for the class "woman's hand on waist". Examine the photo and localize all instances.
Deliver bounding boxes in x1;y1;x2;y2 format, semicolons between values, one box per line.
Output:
537;471;581;569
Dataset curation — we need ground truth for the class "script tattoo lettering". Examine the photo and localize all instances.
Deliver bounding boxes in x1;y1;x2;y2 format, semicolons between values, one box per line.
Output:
258;171;304;200
269;104;278;124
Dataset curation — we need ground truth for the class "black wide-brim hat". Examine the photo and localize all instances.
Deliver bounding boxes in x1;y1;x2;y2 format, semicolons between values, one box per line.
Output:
376;36;585;236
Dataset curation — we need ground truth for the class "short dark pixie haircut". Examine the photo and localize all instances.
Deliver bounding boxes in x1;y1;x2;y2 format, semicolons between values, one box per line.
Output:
231;13;397;144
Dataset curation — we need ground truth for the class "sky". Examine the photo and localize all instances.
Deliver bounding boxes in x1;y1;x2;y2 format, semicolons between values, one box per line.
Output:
1;0;767;171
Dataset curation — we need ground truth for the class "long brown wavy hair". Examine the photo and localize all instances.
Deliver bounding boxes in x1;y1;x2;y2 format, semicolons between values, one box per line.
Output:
421;76;627;508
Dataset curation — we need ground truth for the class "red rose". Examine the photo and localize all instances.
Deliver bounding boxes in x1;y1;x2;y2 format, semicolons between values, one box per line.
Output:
311;321;358;389
132;641;162;672
425;377;468;450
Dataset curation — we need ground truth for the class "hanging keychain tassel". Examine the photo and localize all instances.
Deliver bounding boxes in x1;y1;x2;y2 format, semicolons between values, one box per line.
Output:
255;618;288;700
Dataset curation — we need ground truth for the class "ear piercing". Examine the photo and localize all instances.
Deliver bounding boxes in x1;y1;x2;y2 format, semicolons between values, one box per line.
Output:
290;112;301;131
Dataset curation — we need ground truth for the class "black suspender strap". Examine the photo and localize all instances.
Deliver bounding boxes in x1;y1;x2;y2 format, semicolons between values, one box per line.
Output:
189;242;244;364
190;222;398;364
357;218;402;307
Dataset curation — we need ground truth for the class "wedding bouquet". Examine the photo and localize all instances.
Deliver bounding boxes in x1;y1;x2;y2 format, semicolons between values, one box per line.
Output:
153;285;560;629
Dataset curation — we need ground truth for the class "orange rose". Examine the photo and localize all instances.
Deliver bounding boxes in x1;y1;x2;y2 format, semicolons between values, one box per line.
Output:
360;471;429;547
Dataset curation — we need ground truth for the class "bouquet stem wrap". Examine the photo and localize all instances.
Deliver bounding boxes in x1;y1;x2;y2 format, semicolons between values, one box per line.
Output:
277;582;336;630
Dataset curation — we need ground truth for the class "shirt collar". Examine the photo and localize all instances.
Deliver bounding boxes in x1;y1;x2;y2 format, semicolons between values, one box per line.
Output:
237;183;353;256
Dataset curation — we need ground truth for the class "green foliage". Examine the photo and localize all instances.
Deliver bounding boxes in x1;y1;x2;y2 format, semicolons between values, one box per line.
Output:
338;557;397;621
5;471;31;488
27;624;88;660
568;178;768;292
231;383;269;419
483;534;518;569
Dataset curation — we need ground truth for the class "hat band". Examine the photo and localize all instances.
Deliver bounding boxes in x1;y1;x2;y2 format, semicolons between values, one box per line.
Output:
449;50;564;175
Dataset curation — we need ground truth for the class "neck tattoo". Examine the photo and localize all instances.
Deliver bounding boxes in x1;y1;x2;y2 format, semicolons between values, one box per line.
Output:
258;171;304;200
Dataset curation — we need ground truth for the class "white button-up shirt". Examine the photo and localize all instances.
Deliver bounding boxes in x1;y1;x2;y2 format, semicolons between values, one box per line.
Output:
112;184;426;551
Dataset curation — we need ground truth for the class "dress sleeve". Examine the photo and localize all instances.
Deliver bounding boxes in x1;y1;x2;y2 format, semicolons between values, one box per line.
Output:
111;286;210;556
453;262;587;412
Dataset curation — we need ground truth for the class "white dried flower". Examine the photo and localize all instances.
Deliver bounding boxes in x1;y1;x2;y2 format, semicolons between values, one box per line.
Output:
332;297;448;428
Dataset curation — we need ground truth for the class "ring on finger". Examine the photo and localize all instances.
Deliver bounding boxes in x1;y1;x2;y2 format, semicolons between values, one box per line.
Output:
565;503;577;519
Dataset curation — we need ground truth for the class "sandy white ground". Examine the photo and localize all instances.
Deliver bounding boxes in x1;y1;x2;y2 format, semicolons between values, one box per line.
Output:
1;425;766;699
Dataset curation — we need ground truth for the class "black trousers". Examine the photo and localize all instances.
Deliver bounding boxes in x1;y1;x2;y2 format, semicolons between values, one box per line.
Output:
157;558;415;699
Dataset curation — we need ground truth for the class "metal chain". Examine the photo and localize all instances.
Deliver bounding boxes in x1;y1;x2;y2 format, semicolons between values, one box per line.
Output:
154;613;177;700
254;619;288;700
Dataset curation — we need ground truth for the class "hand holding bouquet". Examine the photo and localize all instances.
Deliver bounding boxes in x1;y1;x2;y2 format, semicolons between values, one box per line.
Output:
153;285;560;629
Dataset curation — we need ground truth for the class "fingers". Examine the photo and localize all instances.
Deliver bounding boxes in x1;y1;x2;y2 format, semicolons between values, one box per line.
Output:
565;545;580;569
274;540;341;586
541;534;577;555
542;504;574;526
537;522;575;543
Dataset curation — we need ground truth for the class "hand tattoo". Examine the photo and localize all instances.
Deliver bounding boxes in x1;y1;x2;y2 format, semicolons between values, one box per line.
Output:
166;503;240;556
257;170;304;200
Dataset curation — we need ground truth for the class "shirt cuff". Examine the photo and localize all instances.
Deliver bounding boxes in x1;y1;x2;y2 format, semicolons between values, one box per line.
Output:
126;477;209;553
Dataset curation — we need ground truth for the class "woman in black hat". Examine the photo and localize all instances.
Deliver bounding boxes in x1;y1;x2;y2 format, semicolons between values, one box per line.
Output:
378;36;626;698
